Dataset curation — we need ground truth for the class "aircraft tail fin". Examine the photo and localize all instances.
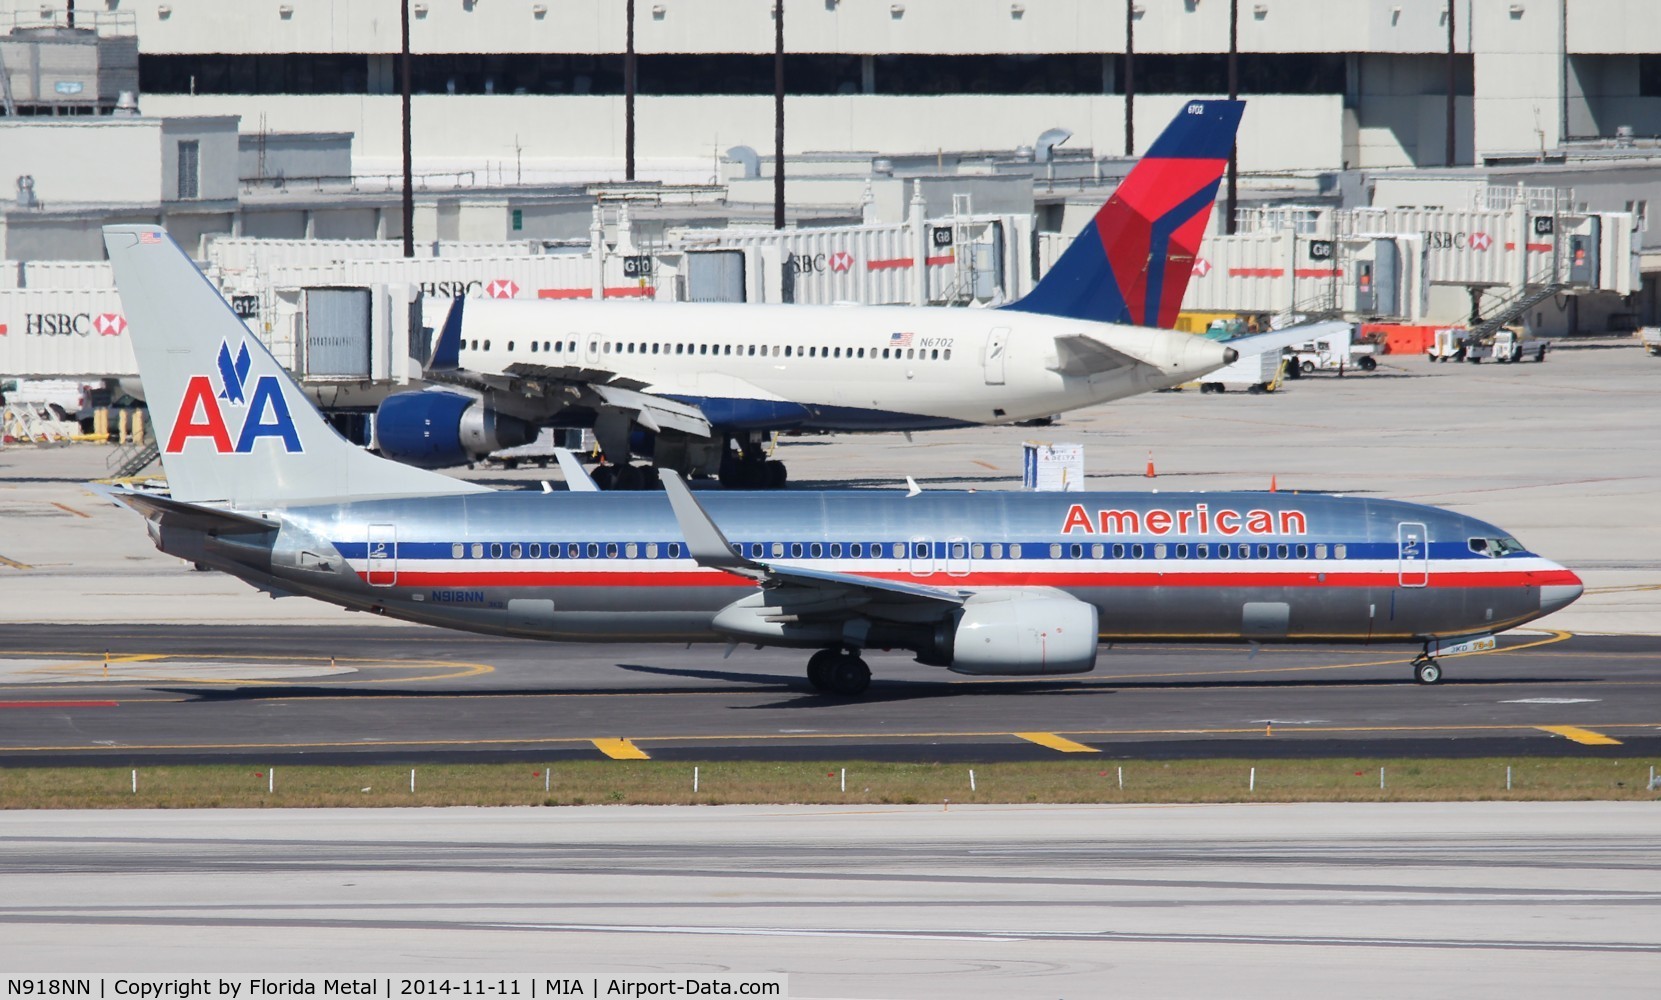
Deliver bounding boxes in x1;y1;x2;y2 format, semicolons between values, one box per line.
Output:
1003;99;1244;328
103;226;489;505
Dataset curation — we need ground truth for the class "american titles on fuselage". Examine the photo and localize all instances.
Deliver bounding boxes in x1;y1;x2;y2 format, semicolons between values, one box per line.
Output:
1060;503;1308;537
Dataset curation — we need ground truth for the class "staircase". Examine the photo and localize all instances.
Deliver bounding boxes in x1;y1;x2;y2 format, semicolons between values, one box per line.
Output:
1469;283;1566;341
106;437;160;479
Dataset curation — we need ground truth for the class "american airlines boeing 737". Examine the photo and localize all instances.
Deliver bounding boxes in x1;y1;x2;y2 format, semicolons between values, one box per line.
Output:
374;101;1252;488
101;224;1582;696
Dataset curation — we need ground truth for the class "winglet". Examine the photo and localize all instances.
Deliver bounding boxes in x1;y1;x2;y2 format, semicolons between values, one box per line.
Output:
428;296;464;372
659;469;764;576
553;448;600;492
905;476;922;497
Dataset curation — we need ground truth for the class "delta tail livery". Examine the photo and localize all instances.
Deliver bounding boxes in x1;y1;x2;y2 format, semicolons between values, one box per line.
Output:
373;101;1249;489
103;223;1581;695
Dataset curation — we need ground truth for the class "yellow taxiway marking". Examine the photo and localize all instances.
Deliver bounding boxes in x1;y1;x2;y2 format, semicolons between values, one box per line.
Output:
0;649;493;686
50;502;91;519
1013;732;1100;753
0;554;33;570
1537;725;1623;746
592;738;650;760
9;721;1661;755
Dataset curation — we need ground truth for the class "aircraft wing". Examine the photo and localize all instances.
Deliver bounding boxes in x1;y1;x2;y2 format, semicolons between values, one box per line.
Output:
661;470;966;609
1223;321;1354;359
589;384;713;437
1048;334;1143;377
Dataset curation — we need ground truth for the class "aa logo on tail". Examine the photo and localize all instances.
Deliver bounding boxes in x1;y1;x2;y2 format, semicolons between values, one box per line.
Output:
165;341;304;454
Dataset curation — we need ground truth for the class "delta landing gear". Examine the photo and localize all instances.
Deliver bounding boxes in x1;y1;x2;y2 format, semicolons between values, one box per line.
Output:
806;647;871;697
1410;652;1443;685
718;435;788;489
589;463;661;491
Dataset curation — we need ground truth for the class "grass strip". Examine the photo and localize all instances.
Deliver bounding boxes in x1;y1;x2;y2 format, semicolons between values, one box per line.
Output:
1;758;1657;809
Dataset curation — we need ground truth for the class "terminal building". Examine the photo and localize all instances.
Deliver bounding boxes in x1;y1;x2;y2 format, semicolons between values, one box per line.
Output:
2;0;1659;394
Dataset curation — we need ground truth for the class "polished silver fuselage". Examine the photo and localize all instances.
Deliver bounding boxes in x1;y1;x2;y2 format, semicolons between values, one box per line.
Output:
164;490;1582;648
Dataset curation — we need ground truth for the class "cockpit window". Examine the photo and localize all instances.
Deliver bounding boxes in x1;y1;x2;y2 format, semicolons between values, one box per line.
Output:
1469;536;1525;558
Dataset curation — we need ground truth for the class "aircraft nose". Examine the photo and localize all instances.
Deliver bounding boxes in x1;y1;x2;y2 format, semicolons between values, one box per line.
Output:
1540;567;1584;614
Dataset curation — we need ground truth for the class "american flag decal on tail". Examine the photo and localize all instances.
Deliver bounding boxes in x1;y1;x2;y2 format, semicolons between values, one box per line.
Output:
137;231;163;245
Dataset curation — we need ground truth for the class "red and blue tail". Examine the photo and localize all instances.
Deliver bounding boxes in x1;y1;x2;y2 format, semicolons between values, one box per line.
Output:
1004;99;1244;329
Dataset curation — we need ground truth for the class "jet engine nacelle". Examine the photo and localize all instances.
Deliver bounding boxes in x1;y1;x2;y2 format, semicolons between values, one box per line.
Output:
374;390;534;469
940;589;1099;675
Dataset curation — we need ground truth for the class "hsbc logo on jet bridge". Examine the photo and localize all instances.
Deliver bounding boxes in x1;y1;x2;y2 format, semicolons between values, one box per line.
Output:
165;341;303;454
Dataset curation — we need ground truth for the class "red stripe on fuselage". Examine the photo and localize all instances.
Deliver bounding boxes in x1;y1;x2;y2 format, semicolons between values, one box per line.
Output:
363;567;1579;590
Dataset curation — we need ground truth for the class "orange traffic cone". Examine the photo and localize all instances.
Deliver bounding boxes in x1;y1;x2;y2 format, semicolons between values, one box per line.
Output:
1270;475;1278;493
1144;450;1157;478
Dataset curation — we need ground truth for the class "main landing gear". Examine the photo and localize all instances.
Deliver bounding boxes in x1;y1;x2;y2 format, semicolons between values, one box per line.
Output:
806;647;872;697
719;435;788;490
589;463;660;491
1410;652;1443;685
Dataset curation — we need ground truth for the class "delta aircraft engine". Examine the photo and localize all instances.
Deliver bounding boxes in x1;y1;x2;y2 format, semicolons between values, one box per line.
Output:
374;390;534;468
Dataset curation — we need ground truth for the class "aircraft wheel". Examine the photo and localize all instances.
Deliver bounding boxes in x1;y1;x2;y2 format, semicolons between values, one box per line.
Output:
612;464;645;491
1413;659;1443;685
827;653;871;697
806;649;839;692
764;460;788;489
590;465;617;490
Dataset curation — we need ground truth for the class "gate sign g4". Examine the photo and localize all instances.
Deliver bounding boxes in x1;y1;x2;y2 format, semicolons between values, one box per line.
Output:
165;340;303;454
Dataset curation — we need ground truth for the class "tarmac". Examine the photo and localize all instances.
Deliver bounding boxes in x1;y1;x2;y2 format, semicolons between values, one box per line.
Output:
4;803;1659;998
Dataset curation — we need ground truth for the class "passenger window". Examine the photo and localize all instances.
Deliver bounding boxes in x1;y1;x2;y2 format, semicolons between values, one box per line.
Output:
882;348;890;359
625;543;638;558
1131;544;1144;558
724;345;733;355
990;543;1003;559
952;542;968;559
890;542;904;558
509;543;522;559
830;543;843;558
971;543;984;559
808;347;817;358
490;543;503;559
810;543;823;558
1007;543;1020;558
1175;544;1188;558
1155;544;1168;559
568;340;577;352
1196;543;1209;558
1315;543;1327;559
857;347;865;358
1050;543;1062;558
544;341;551;352
1069;543;1082;558
1295;544;1308;559
551;341;561;352
646;542;658;558
747;345;756;356
531;342;539;353
1275;544;1287;559
586;543;599;558
1112;543;1125;559
1334;544;1347;559
906;348;915;359
1238;544;1250;559
833;347;842;358
770;542;784;558
603;341;611;353
790;543;803;558
914;542;930;558
851;543;863;558
452;543;464;559
699;344;708;355
667;543;682;558
931;349;939;360
1257;544;1270;559
944;349;952;360
483;340;492;351
772;345;781;357
1218;545;1231;560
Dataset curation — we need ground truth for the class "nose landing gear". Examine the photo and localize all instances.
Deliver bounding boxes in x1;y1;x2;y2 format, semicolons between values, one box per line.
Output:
1411;653;1443;685
806;647;871;697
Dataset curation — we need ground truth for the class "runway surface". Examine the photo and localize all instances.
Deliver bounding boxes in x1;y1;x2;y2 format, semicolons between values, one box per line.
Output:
1;624;1658;764
4;804;1659;998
